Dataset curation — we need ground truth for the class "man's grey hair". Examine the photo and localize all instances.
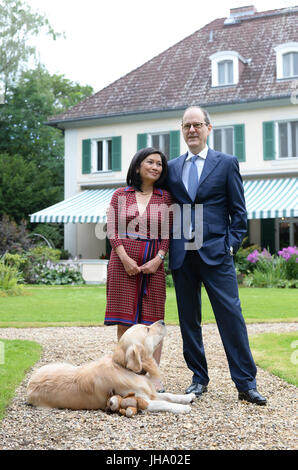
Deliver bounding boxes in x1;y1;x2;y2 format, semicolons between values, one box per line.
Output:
182;106;211;126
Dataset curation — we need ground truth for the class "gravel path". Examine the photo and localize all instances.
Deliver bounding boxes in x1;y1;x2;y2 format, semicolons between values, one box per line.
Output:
0;323;297;450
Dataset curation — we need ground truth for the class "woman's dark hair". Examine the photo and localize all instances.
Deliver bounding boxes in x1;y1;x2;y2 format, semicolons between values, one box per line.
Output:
126;147;168;191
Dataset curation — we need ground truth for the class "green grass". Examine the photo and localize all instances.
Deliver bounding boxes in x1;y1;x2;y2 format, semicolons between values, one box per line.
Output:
250;333;298;387
0;339;42;420
0;285;297;327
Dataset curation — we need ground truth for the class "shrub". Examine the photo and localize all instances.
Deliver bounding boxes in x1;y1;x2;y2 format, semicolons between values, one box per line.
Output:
0;215;32;255
34;261;85;285
21;246;61;284
244;246;298;288
0;258;25;296
234;242;261;275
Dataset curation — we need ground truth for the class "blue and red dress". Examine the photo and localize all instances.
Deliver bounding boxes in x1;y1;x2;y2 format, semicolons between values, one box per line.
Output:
104;186;173;326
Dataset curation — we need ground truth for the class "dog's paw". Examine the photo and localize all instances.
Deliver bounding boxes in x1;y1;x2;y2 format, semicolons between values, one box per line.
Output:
172;404;192;414
188;393;196;403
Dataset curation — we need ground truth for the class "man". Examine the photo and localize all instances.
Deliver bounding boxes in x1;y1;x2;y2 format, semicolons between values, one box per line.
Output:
166;106;266;405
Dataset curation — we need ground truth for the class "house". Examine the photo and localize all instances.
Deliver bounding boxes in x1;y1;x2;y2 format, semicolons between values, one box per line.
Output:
31;5;298;268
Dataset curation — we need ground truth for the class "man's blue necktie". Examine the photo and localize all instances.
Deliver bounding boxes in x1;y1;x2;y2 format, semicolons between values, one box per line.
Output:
188;155;199;201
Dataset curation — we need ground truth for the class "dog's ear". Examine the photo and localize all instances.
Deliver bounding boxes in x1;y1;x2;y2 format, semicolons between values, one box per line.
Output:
112;346;126;368
125;344;144;373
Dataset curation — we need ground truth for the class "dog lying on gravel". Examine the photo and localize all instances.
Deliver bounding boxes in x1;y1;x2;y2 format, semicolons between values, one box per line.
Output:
26;320;195;414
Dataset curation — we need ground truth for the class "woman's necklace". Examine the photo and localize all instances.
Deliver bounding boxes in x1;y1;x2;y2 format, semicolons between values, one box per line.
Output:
138;189;153;196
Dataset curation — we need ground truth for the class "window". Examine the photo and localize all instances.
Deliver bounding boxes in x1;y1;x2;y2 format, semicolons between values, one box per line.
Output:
96;139;112;171
213;127;234;154
218;60;234;86
283;52;298;78
275;218;298;250
137;130;180;160
148;133;170;156
278;121;298;158
209;124;245;161
81;136;121;174
209;51;245;87
275;43;298;79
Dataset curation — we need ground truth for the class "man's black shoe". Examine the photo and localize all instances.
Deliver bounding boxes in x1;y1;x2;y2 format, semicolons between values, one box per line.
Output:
185;382;207;397
238;388;267;405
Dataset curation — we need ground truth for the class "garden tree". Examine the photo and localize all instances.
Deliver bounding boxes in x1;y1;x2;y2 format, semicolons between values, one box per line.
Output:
0;0;60;102
0;152;61;224
0;65;93;184
0;66;93;224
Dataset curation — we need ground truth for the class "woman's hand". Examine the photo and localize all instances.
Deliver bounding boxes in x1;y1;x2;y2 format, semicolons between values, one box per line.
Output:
115;245;140;276
140;256;162;274
122;256;141;276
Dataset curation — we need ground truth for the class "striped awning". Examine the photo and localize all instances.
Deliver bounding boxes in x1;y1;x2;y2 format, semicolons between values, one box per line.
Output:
30;189;115;223
30;178;298;223
244;178;298;219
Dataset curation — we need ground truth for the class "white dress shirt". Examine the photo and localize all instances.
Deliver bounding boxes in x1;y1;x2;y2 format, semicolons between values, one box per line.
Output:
182;145;208;193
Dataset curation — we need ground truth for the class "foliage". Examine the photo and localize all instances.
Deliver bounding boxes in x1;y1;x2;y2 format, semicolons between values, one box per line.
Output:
0;0;60;100
21;246;61;283
0;153;62;224
234;240;261;275
244;246;298;288
34;261;85;286
32;223;64;250
0;257;25;296
0;214;33;255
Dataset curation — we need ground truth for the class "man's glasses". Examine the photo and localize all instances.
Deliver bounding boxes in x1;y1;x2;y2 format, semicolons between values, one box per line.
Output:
182;122;207;131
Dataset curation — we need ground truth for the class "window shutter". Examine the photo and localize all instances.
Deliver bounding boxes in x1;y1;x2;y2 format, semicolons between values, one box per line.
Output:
137;133;148;150
263;121;275;160
111;136;121;171
169;130;180;160
234;124;245;162
82;139;91;174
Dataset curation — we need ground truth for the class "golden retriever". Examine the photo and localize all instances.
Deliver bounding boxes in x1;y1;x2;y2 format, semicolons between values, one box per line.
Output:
26;320;195;414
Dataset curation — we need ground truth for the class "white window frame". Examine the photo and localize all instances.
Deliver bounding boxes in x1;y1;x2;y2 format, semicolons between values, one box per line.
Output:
209;125;234;154
275;120;298;159
147;131;170;155
91;138;112;173
209;51;241;87
275;218;298;250
275;42;298;79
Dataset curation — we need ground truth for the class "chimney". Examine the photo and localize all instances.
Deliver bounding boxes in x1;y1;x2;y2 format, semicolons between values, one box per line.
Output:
230;5;257;17
224;5;257;24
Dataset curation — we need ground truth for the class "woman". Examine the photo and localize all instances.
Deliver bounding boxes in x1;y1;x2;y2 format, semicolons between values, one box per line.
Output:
104;147;173;391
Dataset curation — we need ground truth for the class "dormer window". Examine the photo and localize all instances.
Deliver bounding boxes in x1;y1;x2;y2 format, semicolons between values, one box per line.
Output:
210;51;245;87
275;43;298;79
218;60;234;85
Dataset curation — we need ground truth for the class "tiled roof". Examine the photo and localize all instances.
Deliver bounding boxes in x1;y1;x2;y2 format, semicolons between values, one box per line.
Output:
48;7;298;124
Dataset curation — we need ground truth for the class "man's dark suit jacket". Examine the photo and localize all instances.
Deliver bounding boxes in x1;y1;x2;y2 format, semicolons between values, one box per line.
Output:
166;148;247;269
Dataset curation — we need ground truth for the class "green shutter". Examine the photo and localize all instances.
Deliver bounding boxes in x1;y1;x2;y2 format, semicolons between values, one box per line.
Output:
169;130;180;160
234;124;245;162
263;121;275;160
111;136;121;171
137;133;148;150
82;139;91;174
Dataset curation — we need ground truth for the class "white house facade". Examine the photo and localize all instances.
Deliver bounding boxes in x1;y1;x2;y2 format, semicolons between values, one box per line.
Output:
31;5;298;266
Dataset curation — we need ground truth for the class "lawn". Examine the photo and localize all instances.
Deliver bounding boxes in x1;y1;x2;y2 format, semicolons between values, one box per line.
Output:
0;285;296;421
250;332;298;387
0;285;297;327
0;339;42;420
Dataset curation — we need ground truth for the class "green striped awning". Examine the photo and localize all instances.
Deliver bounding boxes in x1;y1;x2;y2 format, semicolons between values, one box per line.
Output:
244;178;298;219
30;189;115;223
30;178;297;224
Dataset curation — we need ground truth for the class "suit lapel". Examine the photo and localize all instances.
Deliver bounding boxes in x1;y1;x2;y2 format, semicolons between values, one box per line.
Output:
172;153;191;201
198;148;221;188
